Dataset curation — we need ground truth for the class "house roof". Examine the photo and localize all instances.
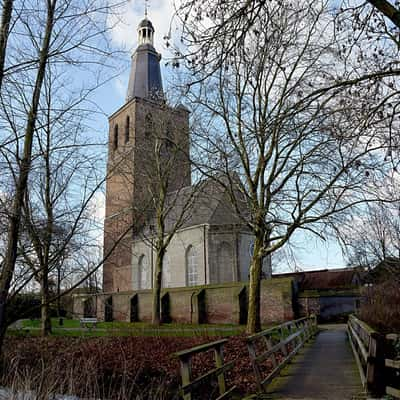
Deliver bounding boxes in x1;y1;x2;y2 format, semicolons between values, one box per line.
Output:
273;268;360;290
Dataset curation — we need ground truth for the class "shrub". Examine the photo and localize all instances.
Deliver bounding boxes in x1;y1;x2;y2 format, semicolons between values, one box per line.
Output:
358;281;400;333
6;294;41;326
1;335;261;399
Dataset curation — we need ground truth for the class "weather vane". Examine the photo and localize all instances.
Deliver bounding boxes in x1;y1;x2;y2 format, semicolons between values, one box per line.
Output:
144;0;149;18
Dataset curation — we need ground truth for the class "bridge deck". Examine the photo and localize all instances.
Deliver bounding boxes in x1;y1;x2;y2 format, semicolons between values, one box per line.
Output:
260;324;365;400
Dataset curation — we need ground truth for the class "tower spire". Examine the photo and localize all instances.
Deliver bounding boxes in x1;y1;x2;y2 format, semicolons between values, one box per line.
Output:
126;15;164;102
144;0;148;18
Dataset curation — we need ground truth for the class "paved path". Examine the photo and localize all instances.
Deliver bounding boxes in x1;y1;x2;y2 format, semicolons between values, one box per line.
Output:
263;325;365;400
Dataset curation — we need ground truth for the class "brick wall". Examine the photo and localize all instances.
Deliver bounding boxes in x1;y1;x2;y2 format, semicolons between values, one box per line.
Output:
73;277;295;324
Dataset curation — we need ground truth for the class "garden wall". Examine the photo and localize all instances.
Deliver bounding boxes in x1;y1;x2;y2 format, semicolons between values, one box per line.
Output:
72;277;295;325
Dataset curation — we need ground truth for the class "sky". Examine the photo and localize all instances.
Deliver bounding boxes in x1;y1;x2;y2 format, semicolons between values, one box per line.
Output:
92;0;347;273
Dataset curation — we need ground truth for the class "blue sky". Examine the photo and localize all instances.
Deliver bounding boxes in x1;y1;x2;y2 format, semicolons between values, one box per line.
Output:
92;0;347;272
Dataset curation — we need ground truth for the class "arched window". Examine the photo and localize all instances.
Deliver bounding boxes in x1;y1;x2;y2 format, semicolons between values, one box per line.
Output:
138;254;149;289
125;116;130;143
217;242;234;283
162;255;171;288
113;124;119;150
186;245;198;286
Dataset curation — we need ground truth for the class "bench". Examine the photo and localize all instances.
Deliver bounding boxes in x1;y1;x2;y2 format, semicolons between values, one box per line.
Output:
79;317;97;329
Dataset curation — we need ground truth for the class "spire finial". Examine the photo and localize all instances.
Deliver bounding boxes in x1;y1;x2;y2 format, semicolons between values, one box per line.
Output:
144;0;149;18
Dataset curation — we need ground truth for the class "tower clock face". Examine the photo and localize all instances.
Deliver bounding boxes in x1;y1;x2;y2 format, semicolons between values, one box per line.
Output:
249;241;255;257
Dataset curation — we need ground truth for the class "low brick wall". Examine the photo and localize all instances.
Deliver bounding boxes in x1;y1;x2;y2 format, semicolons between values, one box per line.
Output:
72;277;295;324
261;279;294;323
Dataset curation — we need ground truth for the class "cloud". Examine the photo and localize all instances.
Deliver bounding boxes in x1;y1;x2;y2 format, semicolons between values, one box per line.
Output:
114;75;127;99
91;191;105;222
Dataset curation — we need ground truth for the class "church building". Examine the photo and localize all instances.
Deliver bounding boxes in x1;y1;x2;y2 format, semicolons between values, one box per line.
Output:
103;17;271;295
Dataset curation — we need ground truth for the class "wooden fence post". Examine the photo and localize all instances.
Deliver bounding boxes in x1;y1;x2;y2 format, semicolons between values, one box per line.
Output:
180;355;192;400
280;327;288;357
366;332;386;396
247;340;263;392
214;344;226;395
263;336;278;368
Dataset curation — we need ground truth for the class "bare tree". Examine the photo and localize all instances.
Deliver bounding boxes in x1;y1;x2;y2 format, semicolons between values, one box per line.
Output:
15;62;107;335
176;0;400;333
0;0;125;352
0;0;57;352
334;184;400;271
342;0;400;33
146;106;194;325
111;98;196;325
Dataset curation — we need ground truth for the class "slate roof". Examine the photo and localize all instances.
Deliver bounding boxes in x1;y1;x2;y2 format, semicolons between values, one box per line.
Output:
135;177;248;238
126;43;163;102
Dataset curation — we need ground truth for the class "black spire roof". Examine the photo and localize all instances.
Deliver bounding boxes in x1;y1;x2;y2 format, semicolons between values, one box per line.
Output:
126;18;163;102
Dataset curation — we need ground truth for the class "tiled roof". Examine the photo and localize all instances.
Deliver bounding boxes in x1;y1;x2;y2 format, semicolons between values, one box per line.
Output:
273;268;359;290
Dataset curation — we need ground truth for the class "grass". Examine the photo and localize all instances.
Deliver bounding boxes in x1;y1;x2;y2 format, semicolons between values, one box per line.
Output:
8;318;246;337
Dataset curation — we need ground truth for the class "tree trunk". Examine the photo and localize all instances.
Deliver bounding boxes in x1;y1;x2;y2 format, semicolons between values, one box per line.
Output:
0;0;13;91
41;272;52;336
246;234;263;334
57;265;61;318
367;0;400;30
0;0;56;357
152;248;164;325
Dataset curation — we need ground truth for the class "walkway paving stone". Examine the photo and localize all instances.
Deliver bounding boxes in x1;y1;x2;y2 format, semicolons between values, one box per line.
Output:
257;324;366;399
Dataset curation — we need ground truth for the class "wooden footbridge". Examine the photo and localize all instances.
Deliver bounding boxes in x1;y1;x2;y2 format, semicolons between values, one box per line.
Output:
174;316;400;400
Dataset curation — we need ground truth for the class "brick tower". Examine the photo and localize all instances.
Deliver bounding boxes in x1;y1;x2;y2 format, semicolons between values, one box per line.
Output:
103;17;190;292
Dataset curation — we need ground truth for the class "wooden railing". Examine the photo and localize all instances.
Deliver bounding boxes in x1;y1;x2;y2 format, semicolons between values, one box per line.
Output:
174;338;236;400
246;315;317;393
347;315;386;395
385;334;400;399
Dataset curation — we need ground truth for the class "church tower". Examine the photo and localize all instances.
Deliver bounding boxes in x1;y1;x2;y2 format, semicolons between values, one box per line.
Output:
103;17;190;293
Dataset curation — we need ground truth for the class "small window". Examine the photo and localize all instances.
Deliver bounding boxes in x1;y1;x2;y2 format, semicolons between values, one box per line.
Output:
113;124;119;150
125;116;130;143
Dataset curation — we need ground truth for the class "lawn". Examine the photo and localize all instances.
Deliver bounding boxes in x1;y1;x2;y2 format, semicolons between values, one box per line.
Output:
9;318;246;337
